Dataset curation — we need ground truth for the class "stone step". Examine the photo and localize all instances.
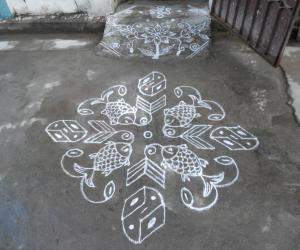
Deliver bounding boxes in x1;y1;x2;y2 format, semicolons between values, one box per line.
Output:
97;0;211;60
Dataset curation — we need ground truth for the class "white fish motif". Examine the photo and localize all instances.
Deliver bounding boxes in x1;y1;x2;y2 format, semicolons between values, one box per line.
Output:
161;144;207;180
90;141;132;176
164;101;201;128
161;144;224;197
101;98;137;125
74;141;132;188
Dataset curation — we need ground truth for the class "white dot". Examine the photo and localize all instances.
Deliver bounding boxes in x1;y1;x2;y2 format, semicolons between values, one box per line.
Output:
151;195;156;200
223;140;234;146
54;133;62;139
130;197;139;206
144;131;153;139
237;130;247;136
70;123;79;130
147;217;156;229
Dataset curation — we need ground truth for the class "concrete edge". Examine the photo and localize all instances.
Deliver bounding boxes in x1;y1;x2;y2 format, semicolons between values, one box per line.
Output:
0;13;106;34
279;65;300;126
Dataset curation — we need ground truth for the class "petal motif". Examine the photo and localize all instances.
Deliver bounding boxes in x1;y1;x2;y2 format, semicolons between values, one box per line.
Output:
167;31;177;37
145;36;154;44
161;36;169;44
154;24;162;33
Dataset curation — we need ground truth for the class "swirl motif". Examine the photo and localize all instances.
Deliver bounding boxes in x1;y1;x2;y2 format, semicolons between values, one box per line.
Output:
190;43;201;51
45;71;259;244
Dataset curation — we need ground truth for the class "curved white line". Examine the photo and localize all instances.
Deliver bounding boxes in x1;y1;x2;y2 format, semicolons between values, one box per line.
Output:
80;178;116;204
181;186;219;212
60;148;85;178
215;156;239;188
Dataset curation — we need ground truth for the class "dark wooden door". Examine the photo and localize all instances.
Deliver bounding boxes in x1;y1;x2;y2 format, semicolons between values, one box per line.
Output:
211;0;300;66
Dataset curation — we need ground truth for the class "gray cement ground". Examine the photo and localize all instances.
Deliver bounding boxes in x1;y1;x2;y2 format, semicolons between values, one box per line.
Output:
0;31;300;250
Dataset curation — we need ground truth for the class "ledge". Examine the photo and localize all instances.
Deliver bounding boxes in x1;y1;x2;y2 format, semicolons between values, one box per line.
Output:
0;13;106;34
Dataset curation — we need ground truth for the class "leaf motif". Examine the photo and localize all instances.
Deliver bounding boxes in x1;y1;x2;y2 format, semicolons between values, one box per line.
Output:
208;114;223;121
160;44;175;56
137;48;155;57
214;156;234;166
161;37;170;44
198;34;209;40
181;188;194;206
167;31;177;37
104;181;115;199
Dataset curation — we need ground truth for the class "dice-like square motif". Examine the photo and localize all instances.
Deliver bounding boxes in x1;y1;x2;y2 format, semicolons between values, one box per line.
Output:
45;120;87;143
138;71;166;96
210;126;259;150
122;186;165;244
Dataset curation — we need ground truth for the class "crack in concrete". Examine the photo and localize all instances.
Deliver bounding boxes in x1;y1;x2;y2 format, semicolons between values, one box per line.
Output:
279;65;300;126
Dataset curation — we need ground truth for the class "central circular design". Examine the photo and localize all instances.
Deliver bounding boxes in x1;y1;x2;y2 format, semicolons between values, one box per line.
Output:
143;131;153;139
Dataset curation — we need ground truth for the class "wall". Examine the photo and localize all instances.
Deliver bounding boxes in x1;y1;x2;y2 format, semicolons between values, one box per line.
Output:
0;0;11;18
0;0;120;18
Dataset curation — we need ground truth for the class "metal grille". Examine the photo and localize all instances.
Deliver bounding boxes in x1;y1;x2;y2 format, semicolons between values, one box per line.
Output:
211;0;300;66
296;10;300;41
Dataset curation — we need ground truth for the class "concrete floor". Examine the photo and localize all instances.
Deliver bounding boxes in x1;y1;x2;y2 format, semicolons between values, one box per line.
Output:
0;30;300;250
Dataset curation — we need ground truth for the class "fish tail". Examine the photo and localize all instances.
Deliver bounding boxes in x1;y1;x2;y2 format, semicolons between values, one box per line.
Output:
77;98;105;115
201;172;224;197
100;85;126;102
189;94;201;106
74;163;95;188
85;173;96;188
200;159;209;168
74;163;88;175
101;89;114;102
188;93;211;109
196;101;212;110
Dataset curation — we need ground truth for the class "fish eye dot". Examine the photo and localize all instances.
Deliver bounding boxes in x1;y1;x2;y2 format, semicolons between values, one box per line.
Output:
129;224;134;230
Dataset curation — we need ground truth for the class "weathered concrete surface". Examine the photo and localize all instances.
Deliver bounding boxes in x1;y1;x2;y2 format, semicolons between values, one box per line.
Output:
0;31;300;250
282;46;300;123
0;33;98;51
0;13;105;34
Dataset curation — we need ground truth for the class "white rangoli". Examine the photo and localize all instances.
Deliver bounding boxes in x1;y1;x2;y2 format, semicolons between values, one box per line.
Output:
45;71;259;244
98;5;210;59
150;6;171;19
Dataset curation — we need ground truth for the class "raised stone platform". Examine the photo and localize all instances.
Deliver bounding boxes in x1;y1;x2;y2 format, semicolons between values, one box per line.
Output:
97;0;211;60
